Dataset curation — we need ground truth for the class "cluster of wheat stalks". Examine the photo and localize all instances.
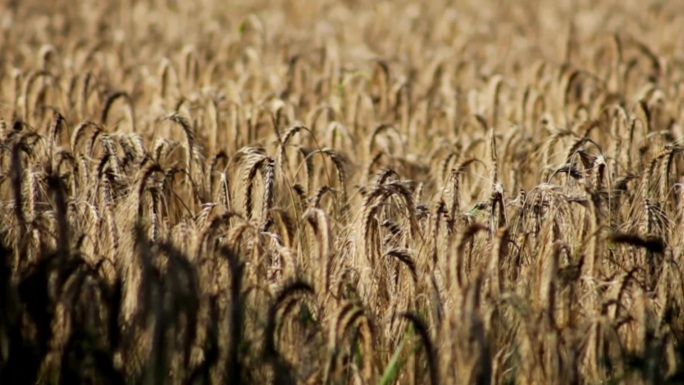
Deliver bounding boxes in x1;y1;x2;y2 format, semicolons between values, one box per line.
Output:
1;0;684;384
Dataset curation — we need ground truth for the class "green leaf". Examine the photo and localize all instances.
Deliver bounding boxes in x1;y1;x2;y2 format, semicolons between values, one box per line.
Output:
378;329;417;385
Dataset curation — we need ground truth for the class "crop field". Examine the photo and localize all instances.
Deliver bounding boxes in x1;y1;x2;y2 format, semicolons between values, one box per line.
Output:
1;0;684;384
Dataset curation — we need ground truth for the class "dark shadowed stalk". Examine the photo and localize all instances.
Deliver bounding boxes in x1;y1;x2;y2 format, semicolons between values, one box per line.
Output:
384;248;418;284
160;240;200;378
137;163;163;220
323;302;357;384
610;232;665;290
320;148;349;208
400;312;439;385
47;174;70;259
47;111;65;164
221;246;245;385
243;155;267;221
265;281;315;385
443;169;460;228
261;157;276;230
10;138;28;269
489;227;508;296
432;201;446;266
453;223;488;289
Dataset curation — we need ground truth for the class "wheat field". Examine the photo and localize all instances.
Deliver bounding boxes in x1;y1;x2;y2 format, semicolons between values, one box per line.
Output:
1;0;684;384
